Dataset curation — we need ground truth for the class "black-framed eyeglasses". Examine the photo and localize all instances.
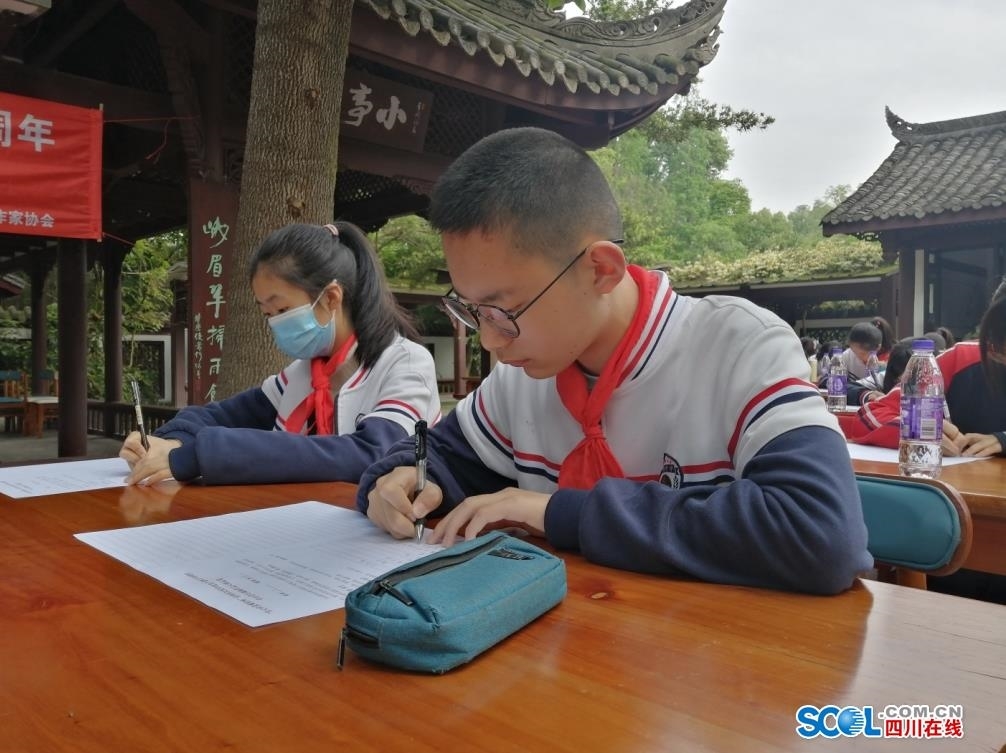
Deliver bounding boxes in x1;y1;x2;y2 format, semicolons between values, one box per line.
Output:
440;239;623;339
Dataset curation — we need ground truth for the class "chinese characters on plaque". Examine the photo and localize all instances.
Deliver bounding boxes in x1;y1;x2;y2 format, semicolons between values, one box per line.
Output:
339;71;432;153
188;182;237;405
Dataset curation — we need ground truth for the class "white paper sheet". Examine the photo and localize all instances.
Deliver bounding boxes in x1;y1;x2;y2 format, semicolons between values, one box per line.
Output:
0;457;131;498
75;501;441;627
845;443;989;466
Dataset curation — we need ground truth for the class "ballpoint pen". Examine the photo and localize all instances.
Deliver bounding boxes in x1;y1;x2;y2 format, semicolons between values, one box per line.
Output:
131;379;150;451
413;420;428;542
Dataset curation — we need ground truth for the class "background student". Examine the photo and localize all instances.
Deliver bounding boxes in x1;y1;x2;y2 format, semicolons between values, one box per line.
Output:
870;316;896;362
121;221;440;485
358;127;871;596
852;281;1006;458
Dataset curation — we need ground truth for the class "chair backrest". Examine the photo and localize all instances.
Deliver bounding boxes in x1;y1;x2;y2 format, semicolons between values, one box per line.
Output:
0;370;23;399
31;369;59;397
856;472;973;576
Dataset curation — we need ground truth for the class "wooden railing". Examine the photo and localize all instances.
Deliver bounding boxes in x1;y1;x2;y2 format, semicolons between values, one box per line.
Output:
86;401;178;439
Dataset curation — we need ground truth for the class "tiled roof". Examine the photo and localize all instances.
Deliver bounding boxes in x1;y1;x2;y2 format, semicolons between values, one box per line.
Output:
358;0;725;97
822;107;1006;233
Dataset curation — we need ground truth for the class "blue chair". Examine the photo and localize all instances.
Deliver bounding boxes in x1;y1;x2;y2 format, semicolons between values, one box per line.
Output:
857;473;973;588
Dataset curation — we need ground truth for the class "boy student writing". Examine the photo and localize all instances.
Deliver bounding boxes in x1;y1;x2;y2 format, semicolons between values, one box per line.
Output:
121;221;440;486
359;128;871;595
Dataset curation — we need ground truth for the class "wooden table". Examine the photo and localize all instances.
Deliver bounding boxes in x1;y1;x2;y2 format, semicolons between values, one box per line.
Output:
852;456;1006;576
1;480;1004;752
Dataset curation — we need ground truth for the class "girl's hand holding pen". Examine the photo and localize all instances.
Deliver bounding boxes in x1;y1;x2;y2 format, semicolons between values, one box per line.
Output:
120;433;181;485
367;465;443;539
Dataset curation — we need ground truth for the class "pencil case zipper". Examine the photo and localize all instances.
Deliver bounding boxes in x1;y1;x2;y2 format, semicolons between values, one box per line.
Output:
371;536;516;605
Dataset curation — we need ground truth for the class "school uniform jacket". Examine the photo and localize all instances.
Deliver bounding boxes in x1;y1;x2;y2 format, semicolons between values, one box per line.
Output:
156;335;441;484
358;272;872;595
848;342;1006;453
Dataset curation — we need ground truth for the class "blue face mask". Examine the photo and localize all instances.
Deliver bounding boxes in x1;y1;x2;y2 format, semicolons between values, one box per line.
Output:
268;286;336;360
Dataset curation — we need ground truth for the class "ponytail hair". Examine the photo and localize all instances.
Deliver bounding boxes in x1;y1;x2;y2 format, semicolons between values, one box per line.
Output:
250;221;419;368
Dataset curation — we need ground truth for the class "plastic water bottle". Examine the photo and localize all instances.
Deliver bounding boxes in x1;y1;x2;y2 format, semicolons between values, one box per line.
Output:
898;339;944;478
866;350;882;387
826;347;846;412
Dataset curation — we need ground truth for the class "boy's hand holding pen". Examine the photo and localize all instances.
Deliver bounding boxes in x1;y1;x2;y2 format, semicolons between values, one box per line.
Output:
413;420;428;542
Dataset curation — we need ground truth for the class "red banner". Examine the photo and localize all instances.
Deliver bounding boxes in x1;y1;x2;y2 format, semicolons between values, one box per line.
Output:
0;92;102;240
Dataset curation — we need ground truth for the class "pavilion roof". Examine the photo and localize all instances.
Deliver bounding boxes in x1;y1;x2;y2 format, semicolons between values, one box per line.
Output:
359;0;724;98
823;107;1006;236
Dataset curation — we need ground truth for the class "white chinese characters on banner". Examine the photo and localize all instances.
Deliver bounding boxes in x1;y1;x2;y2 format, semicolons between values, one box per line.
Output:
1;109;60;231
0;110;56;151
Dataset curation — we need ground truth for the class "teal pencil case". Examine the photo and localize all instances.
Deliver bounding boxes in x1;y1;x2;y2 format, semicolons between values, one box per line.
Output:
338;531;566;674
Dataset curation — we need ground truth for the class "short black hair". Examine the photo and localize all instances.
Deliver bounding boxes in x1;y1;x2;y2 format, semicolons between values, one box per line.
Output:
847;322;882;350
428;127;622;264
883;338;915;392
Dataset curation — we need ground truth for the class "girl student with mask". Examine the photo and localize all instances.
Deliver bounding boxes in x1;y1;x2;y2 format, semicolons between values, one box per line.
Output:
121;222;441;486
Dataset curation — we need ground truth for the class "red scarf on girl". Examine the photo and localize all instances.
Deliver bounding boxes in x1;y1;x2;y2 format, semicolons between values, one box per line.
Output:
284;334;357;436
555;266;658;489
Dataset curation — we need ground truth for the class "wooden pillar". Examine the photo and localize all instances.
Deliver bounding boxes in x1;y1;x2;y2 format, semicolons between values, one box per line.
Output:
452;318;466;398
897;249;920;339
28;257;50;395
879;273;899;340
57;239;89;457
170;277;188;407
102;243;127;435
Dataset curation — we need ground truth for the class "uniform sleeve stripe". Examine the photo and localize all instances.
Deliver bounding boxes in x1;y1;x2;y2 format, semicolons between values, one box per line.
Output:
375;399;420;421
514;463;559;483
727;378;817;456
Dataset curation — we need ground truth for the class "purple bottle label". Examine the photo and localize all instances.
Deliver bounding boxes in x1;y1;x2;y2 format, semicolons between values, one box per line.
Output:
900;396;944;441
828;373;846;396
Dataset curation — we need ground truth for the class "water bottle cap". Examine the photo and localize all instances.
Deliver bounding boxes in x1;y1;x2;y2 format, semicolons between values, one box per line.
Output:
911;338;935;351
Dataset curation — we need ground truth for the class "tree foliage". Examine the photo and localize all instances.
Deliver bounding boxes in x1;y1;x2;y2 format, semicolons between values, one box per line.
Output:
372;215;445;286
666;237;888;288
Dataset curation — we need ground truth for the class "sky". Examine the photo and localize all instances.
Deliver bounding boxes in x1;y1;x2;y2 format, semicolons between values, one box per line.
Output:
568;1;1006;214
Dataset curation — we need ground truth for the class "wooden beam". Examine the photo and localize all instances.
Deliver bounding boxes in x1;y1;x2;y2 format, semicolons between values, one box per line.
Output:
0;60;173;132
122;0;209;65
29;0;120;66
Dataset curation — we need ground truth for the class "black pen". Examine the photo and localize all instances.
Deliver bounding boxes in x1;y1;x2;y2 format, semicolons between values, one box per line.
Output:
131;379;150;451
413;420;428;542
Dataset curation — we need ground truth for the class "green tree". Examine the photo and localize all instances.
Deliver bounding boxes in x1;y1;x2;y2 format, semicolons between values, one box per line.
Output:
372;215;445;286
219;0;354;398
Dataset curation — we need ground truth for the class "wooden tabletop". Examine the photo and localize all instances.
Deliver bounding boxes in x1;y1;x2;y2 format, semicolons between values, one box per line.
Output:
1;480;1004;752
852;456;1006;576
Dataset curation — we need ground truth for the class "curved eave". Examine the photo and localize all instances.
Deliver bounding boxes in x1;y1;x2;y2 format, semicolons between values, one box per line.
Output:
822;204;1006;237
354;0;723;104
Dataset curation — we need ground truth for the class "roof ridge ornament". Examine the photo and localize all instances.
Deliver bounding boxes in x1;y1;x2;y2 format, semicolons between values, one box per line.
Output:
886;104;1006;143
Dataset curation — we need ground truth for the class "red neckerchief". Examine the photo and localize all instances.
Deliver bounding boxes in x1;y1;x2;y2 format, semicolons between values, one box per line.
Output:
555;266;658;489
284;334;357;436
